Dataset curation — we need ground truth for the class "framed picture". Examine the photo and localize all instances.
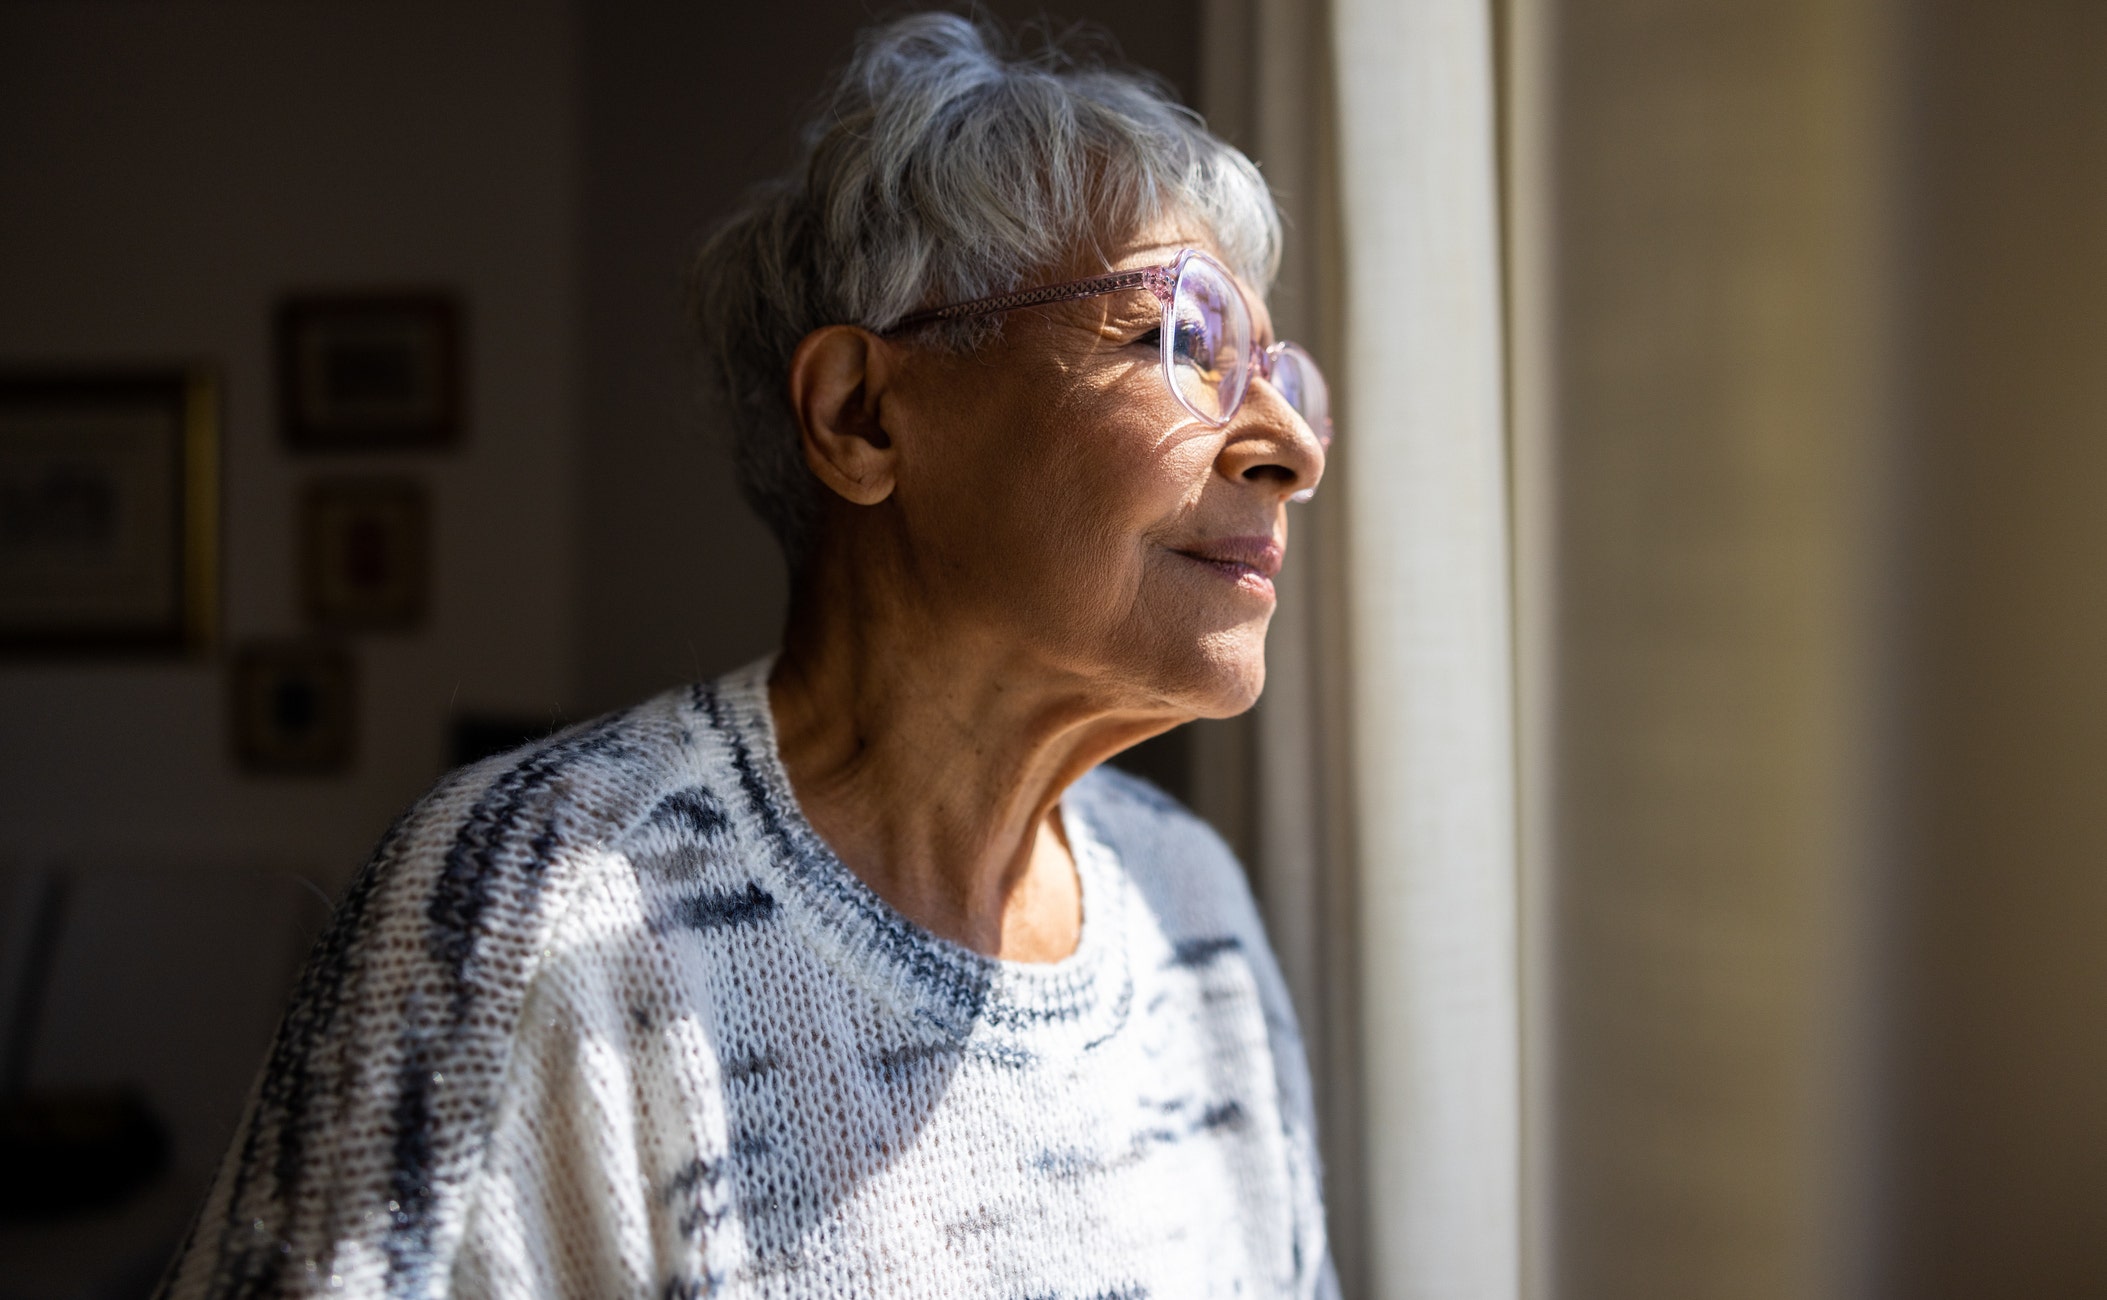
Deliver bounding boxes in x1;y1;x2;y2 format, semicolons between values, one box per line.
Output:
0;370;218;654
302;476;429;630
277;293;462;450
231;641;355;774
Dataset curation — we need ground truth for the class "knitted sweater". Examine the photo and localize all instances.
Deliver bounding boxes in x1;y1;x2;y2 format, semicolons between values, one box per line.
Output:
160;659;1333;1299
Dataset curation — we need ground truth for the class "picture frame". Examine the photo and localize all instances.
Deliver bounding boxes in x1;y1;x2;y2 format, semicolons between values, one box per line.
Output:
301;476;430;631
276;293;462;451
231;641;356;774
0;369;218;654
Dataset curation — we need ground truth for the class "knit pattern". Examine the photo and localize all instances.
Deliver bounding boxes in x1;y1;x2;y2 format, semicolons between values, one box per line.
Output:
159;660;1333;1299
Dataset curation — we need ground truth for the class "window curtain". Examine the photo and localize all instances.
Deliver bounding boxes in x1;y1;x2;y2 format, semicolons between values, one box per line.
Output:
1199;1;1521;1297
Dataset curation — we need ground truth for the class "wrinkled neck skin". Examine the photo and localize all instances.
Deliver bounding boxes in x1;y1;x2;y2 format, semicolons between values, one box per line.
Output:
767;538;1189;965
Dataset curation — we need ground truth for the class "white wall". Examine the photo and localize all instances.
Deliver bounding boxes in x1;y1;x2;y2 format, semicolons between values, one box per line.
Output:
0;0;580;887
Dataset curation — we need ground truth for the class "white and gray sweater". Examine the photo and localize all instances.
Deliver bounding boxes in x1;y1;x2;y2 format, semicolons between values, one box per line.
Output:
161;659;1333;1299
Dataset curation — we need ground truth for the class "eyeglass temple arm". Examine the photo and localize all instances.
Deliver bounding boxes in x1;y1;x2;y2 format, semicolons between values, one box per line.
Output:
889;265;1178;331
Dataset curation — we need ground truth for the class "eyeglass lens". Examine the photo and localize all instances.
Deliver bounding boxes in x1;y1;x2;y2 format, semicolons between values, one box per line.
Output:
1168;255;1251;425
1166;254;1331;446
1268;342;1333;448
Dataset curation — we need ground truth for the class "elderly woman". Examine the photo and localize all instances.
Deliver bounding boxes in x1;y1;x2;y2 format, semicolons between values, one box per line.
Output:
165;14;1332;1299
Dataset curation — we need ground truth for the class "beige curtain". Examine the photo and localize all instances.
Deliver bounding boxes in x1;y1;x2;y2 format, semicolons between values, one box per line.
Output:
1201;1;1521;1296
1509;0;1892;1296
1328;1;1521;1297
1214;0;2107;1295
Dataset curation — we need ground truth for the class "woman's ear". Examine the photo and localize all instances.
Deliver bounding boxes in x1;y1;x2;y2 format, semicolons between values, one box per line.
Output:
788;325;898;507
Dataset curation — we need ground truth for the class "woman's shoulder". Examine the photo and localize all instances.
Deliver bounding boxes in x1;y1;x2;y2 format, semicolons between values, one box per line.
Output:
376;664;790;928
161;675;762;1293
291;676;749;1070
1070;762;1221;842
395;684;718;883
1068;763;1257;929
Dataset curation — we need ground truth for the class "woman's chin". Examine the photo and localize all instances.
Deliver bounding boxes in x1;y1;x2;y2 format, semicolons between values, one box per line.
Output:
1161;631;1267;719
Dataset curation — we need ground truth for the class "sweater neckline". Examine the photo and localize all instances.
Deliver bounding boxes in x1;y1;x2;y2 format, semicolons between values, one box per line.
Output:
706;657;1133;1050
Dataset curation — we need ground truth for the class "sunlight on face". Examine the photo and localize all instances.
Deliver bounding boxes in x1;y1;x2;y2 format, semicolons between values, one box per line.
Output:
882;217;1325;721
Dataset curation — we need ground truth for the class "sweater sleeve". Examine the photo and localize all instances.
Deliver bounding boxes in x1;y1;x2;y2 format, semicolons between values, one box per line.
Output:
156;718;666;1300
448;834;727;1299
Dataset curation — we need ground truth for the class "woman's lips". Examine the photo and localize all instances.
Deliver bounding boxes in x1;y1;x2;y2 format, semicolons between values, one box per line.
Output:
1173;536;1283;596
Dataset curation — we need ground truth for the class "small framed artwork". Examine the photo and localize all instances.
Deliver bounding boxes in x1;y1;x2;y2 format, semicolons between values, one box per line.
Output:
231;641;356;774
0;369;218;654
301;476;429;630
277;293;462;451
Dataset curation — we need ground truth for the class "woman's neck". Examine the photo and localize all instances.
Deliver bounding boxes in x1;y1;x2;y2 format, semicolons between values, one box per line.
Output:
766;576;1178;962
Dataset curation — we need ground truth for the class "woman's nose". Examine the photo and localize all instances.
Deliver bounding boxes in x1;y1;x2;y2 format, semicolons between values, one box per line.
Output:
1219;379;1326;499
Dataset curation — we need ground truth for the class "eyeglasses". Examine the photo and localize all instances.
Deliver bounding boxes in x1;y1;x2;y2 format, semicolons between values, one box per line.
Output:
891;248;1333;452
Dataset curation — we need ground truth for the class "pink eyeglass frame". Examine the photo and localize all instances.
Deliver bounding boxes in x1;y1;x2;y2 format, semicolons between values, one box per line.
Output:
890;248;1332;446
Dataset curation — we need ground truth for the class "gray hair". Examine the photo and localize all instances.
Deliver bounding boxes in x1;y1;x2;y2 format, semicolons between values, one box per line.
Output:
688;12;1282;571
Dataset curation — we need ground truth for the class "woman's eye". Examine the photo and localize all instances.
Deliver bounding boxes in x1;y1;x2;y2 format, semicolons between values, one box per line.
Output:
1172;320;1210;366
1132;327;1162;349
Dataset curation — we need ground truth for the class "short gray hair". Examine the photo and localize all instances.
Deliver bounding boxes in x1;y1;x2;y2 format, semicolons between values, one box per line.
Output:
688;12;1282;571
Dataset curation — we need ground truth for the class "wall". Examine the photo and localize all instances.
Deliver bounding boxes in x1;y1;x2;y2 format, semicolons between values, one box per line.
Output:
0;2;581;1288
568;0;823;716
0;0;581;885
